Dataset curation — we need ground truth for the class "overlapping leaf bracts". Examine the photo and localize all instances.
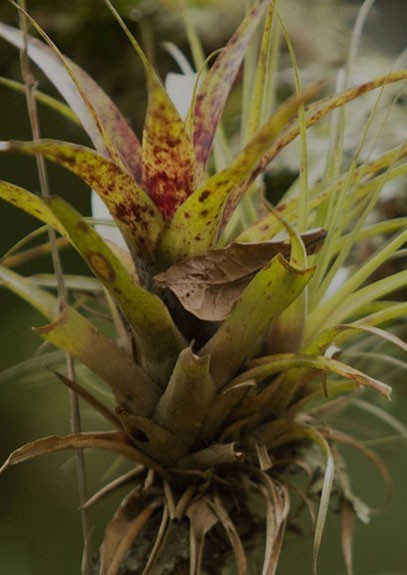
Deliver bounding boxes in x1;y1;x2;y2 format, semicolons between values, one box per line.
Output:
0;4;406;575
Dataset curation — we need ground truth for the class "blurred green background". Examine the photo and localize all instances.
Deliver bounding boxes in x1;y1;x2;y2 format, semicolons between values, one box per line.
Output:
0;1;406;573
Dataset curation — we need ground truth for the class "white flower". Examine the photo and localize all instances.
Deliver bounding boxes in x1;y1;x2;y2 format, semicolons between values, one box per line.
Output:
164;72;197;119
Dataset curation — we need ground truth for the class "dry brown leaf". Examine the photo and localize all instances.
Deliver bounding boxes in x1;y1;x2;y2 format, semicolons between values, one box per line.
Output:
154;228;326;320
187;499;219;575
340;499;354;575
0;431;158;474
99;489;158;575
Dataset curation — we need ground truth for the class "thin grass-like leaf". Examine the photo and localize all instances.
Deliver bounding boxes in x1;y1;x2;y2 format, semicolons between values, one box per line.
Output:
236;353;392;398
304;321;407;356
315;270;407;331
0;262;57;317
307;229;407;335
83;466;145;510
50;369;120;429
352;399;407;445
238;145;407;243
324;429;394;513
257;70;407;174
0;75;79;123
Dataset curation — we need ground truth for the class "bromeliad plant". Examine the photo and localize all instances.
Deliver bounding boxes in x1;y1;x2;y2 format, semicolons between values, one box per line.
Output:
0;0;406;573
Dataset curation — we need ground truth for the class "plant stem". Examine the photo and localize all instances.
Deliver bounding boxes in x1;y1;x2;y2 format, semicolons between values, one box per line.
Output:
17;2;94;573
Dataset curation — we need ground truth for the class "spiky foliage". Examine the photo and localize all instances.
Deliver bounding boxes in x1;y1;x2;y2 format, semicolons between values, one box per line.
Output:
0;1;406;574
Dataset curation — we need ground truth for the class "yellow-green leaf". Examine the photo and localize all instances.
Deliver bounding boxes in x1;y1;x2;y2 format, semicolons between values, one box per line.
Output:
0;140;163;261
45;196;186;385
153;347;216;447
201;255;315;387
239;353;392;399
160;89;317;263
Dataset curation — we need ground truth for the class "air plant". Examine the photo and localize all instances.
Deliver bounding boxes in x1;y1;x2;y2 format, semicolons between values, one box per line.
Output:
0;0;406;574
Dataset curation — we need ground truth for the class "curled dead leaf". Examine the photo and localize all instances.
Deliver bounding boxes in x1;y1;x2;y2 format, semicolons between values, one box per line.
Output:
155;228;325;320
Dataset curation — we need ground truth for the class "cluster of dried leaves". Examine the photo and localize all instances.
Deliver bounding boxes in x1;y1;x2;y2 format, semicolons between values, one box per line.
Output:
0;1;406;574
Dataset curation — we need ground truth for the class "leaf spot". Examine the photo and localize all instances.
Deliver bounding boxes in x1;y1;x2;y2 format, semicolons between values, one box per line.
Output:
89;252;116;282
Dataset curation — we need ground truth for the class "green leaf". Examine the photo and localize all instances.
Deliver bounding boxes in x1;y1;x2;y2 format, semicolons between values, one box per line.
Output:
35;307;161;415
307;229;407;335
0;264;160;416
255;71;407;177
304;319;407;356
44;196;186;384
238;145;407;243
201;254;315;387
192;0;268;178
0;179;65;234
0;182;184;383
160;89;316;263
0;140;163;261
0;262;57;318
153;347;216;447
238;353;392;399
0;21;142;180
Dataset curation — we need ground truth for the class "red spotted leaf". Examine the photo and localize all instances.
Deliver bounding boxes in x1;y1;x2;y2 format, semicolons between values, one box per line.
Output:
0;139;163;261
192;0;268;178
142;75;196;219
